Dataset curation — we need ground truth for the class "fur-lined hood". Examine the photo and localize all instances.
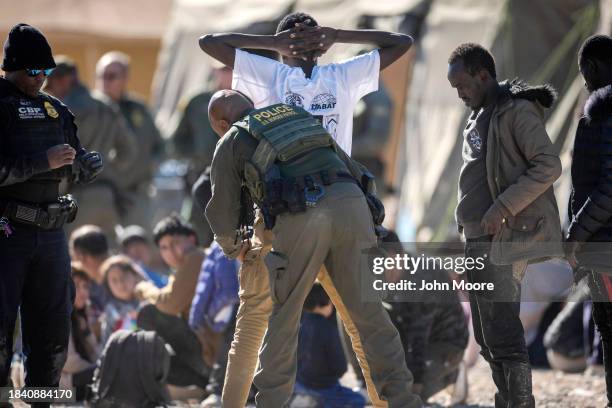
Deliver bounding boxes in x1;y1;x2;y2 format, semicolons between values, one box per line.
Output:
500;79;557;109
584;84;612;123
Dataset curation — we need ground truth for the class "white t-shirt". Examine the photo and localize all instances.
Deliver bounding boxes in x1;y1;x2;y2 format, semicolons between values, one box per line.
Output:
232;49;380;155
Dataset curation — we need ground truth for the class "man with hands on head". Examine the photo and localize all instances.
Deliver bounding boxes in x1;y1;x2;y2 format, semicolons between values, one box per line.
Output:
0;23;102;407
199;12;414;408
199;12;412;154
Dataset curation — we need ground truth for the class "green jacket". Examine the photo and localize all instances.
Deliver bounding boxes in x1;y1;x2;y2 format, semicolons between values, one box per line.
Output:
63;84;138;190
116;94;165;189
170;91;219;177
485;80;563;265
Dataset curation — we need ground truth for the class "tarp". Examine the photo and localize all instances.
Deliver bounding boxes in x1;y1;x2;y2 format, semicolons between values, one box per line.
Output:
394;0;600;242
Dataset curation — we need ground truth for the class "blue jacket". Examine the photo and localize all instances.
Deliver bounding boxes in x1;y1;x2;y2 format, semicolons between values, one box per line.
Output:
297;312;347;389
189;242;239;332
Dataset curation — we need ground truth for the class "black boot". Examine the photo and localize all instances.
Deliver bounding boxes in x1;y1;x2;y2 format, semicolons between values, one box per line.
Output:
505;362;535;408
599;321;612;407
490;363;508;408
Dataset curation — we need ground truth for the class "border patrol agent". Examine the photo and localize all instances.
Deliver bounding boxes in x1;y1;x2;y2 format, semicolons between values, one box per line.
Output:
0;24;103;406
206;90;421;408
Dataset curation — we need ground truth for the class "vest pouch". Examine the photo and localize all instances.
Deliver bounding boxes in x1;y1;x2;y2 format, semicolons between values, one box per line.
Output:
262;165;286;216
281;179;306;213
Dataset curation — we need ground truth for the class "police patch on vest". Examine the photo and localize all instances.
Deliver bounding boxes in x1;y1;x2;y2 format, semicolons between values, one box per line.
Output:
251;105;299;126
44;101;59;119
17;105;45;120
310;93;337;111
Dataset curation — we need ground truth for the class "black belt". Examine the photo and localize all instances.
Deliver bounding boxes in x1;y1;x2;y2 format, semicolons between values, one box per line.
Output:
296;170;358;190
261;169;358;230
0;195;78;230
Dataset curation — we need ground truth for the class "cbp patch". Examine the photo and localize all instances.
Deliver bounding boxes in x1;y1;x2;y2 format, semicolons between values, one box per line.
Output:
17;106;45;120
44;101;59;119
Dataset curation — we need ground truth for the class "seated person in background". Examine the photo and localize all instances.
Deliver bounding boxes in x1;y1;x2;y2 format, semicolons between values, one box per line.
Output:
99;255;144;345
190;240;240;407
544;280;595;373
135;215;210;389
60;264;101;401
292;283;366;408
118;224;168;288
69;225;112;336
382;232;469;403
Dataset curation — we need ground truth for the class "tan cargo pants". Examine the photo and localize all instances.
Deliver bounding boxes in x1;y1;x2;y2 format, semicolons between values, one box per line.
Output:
220;214;274;408
222;183;421;408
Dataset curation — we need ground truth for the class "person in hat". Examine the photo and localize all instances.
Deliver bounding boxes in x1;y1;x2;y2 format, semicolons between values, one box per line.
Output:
0;23;103;406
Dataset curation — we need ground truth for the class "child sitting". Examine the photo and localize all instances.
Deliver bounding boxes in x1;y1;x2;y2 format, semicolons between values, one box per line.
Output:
293;283;365;408
99;255;144;345
118;225;168;288
60;264;101;400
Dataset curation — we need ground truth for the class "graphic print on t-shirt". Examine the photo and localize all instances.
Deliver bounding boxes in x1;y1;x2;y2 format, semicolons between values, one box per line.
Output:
312;113;339;138
467;128;482;154
309;93;339;137
284;91;304;108
232;48;380;154
310;93;337;111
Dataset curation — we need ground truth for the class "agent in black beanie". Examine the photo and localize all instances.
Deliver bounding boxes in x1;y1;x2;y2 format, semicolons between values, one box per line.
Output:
0;23;104;402
2;23;56;72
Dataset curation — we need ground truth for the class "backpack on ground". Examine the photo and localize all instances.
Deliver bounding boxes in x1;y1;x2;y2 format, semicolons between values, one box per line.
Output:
90;329;171;408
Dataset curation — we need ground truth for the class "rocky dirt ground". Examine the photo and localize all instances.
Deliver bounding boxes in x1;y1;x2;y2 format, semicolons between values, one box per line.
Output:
427;358;607;408
9;357;608;407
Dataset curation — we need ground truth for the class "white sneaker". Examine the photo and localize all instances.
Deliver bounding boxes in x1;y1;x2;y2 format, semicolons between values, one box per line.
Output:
449;361;469;405
200;393;222;408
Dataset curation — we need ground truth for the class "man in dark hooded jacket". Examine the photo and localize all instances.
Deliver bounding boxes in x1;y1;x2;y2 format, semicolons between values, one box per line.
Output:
448;43;563;408
566;34;612;408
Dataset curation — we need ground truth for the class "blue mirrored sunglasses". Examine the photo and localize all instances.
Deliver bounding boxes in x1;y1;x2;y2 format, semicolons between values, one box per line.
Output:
26;68;55;77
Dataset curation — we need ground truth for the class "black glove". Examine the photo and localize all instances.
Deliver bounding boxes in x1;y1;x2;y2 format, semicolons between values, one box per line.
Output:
77;150;103;183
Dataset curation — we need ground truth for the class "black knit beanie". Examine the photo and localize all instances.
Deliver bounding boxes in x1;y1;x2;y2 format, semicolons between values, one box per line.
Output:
2;23;56;71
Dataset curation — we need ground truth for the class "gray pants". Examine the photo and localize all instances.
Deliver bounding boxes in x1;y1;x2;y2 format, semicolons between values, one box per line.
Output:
253;182;421;408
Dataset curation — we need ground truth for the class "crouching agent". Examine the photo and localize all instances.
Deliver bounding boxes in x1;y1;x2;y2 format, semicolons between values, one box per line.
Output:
205;90;422;408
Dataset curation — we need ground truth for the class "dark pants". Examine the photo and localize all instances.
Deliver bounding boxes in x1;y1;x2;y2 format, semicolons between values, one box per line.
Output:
72;366;96;401
205;315;235;396
465;237;532;407
0;226;74;407
419;342;464;401
589;272;612;406
137;303;233;393
137;304;210;388
342;318;464;401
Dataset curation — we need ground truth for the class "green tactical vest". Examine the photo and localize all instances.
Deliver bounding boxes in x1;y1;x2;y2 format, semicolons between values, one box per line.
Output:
233;103;337;202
